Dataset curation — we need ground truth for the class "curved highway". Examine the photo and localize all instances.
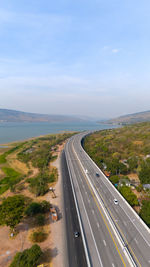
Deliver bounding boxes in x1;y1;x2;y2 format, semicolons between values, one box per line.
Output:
64;132;150;267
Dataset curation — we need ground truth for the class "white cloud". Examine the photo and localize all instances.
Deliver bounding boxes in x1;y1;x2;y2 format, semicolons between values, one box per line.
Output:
112;48;119;53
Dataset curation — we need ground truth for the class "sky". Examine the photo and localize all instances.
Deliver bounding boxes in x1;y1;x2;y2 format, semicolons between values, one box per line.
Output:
0;0;150;119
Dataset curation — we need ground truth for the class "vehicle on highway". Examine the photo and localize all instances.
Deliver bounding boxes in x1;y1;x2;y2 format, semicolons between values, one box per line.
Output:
113;199;118;205
85;169;88;174
96;172;100;177
74;231;80;238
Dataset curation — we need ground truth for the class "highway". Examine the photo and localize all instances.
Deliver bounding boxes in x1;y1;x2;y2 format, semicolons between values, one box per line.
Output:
64;132;150;267
61;150;87;267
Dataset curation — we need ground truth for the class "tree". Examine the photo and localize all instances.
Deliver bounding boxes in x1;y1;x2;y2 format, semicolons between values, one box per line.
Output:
25;201;50;217
109;175;119;184
40;200;51;212
139;159;150;184
9;244;42;267
0;195;25;229
127;156;138;172
25;202;42;216
107;159;128;175
36;214;45;226
140;200;150;227
119;186;138;206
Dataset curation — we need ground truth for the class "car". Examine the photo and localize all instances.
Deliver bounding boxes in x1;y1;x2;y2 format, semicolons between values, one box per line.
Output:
74;231;80;238
96;172;100;177
85;169;88;174
114;199;118;205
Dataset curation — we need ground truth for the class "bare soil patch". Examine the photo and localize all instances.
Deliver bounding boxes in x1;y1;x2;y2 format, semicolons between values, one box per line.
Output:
128;173;140;182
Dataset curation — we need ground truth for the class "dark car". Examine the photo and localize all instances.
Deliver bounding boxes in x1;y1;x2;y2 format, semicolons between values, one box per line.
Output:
96;172;100;177
74;231;80;238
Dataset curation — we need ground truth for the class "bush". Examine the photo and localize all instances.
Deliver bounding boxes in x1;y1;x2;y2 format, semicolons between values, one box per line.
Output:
25;202;42;216
140;200;150;227
31;231;47;243
109;175;119;184
40;200;51;213
17;184;25;191
0;195;25;229
28;176;49;196
36;214;45;226
136;184;143;192
119;186;138;206
25;201;50;217
9;244;42;267
139;160;150;184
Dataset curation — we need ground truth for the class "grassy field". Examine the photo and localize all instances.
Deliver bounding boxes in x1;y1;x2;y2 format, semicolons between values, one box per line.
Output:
0;132;75;195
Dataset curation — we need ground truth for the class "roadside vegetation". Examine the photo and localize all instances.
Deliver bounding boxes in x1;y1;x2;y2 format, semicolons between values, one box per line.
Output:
9;244;42;267
84;122;150;226
0;131;75;266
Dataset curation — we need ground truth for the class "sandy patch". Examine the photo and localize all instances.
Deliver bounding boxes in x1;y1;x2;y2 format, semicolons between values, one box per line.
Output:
128;173;140;182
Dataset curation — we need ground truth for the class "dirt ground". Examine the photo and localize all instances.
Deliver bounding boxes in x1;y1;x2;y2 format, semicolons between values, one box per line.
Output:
48;151;66;267
127;173;140;182
0;142;66;267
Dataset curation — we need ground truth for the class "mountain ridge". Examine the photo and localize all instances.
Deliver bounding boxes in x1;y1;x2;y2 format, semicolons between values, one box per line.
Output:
0;109;84;123
105;110;150;125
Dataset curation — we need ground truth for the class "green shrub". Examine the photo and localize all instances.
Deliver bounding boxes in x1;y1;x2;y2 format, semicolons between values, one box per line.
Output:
31;231;47;243
25;202;42;216
36;214;45;226
9;244;42;267
109;175;119;184
0;195;25;229
40;200;51;213
25;201;50;217
119;186;138;206
17;184;25;191
140;200;150;227
136;184;143;192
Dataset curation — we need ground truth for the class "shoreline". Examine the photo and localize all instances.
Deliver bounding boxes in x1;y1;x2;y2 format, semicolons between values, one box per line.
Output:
0;131;76;147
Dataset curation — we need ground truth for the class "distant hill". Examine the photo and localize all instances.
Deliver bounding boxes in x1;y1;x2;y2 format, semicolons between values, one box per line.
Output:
105;110;150;125
0;109;84;123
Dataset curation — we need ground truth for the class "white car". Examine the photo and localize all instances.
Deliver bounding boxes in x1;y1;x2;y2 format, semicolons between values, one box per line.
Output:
114;199;118;205
85;169;88;174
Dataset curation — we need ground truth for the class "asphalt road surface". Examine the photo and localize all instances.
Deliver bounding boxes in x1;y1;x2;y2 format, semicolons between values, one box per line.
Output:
61;150;88;267
64;132;150;267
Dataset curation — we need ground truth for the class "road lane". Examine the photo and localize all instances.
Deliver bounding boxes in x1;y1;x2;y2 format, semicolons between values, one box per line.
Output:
65;138;129;266
61;150;87;267
70;132;150;266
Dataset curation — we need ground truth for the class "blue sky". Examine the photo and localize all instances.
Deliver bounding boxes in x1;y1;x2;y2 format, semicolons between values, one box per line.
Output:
0;0;150;118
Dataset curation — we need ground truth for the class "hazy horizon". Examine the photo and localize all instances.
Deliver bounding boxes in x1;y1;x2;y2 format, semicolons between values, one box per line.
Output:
0;1;150;118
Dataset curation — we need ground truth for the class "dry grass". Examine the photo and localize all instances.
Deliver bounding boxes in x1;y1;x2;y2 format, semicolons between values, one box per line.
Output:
128;173;140;182
0;168;5;177
7;152;29;175
132;140;143;145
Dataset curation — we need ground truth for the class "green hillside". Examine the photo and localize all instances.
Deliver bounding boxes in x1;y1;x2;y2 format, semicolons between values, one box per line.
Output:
84;122;150;225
